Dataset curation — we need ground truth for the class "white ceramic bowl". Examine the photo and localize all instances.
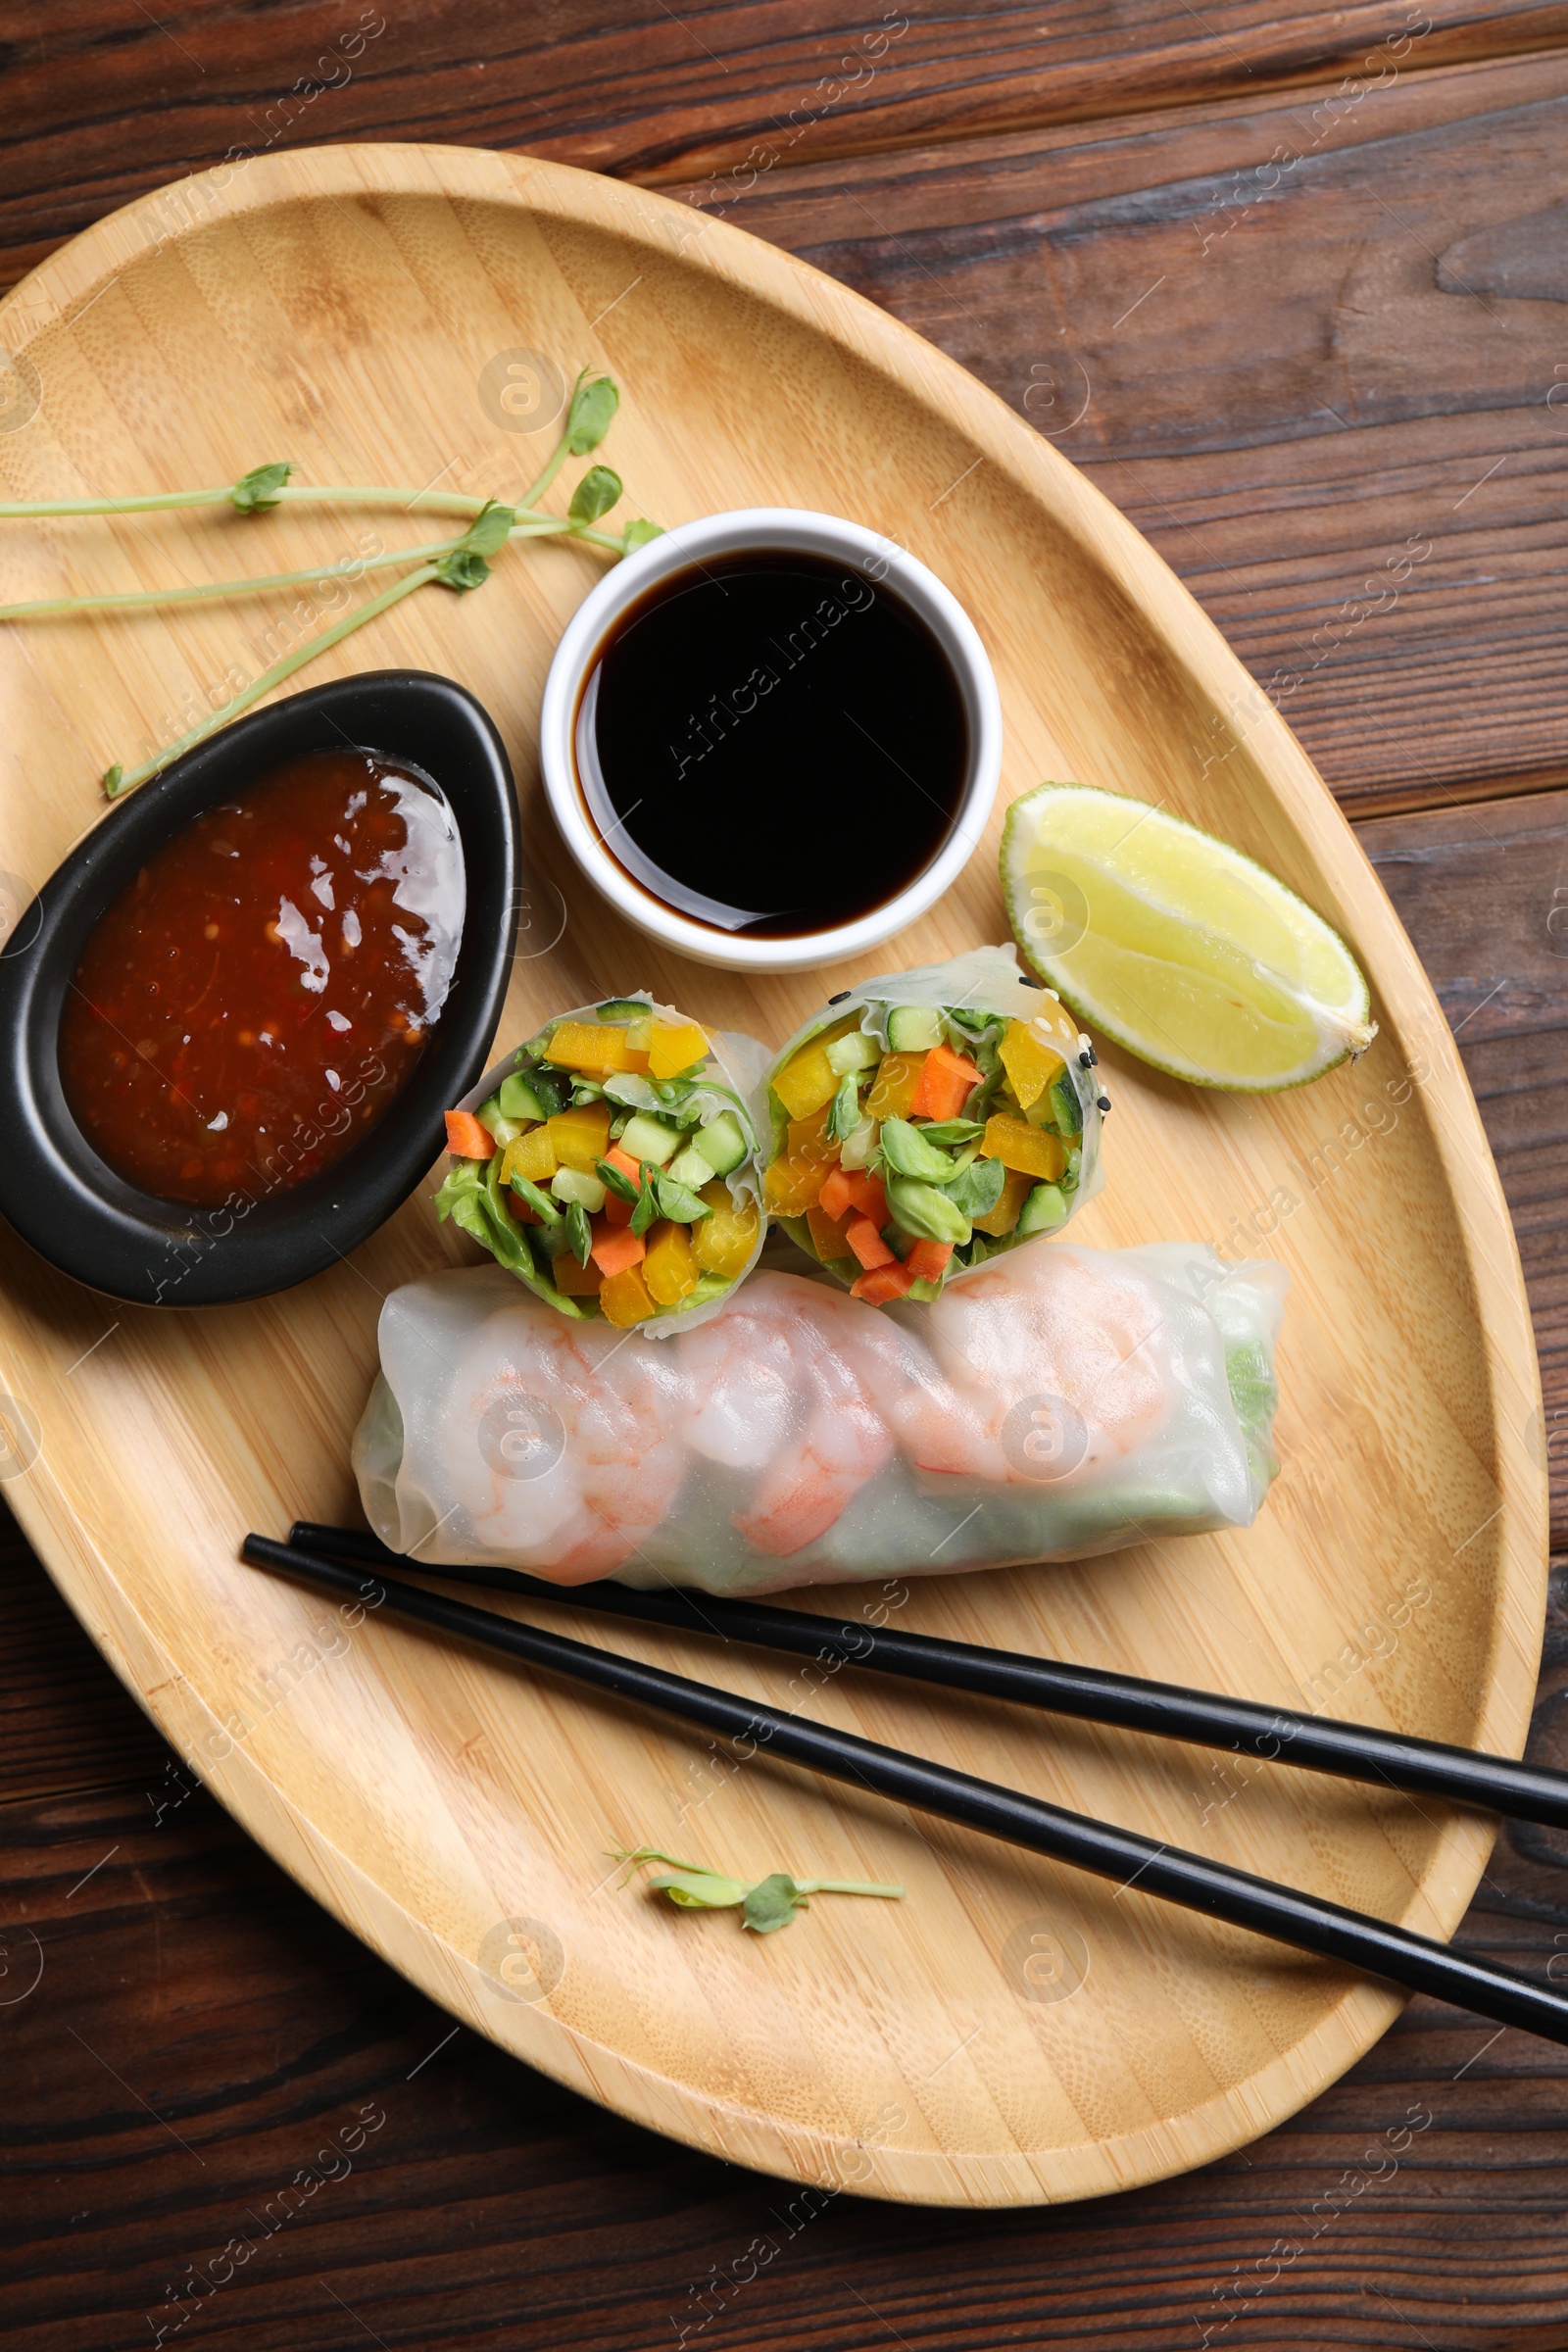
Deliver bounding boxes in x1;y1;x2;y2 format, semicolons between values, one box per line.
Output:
537;508;1003;973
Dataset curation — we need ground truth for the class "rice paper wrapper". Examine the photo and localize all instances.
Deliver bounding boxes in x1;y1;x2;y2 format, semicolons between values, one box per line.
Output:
760;944;1103;1291
444;992;768;1337
354;1239;1286;1596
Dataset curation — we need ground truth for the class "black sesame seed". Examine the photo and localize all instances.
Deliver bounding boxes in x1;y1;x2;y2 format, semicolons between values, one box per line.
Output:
1077;1051;1092;1069
1098;1095;1111;1112
1019;974;1045;989
827;991;851;1004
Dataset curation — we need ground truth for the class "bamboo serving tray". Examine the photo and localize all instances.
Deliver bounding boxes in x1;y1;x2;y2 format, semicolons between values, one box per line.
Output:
0;143;1545;2207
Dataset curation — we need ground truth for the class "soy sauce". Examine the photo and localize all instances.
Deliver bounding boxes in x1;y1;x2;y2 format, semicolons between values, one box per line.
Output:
574;550;970;938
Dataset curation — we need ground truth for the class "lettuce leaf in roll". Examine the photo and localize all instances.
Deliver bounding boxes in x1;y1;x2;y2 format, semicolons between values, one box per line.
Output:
760;945;1105;1305
435;993;766;1334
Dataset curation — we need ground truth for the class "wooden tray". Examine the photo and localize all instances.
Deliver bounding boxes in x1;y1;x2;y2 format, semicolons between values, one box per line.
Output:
0;144;1545;2208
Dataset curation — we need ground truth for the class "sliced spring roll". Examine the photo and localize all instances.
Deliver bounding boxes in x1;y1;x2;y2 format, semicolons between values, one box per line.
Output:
436;993;765;1334
354;1241;1285;1594
760;945;1104;1304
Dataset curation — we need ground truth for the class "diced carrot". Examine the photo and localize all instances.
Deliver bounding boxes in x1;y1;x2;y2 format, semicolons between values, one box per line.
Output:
589;1217;647;1278
551;1250;604;1296
843;1169;887;1225
818;1165;855;1222
600;1263;658;1325
905;1238;954;1282
851;1260;918;1305
444;1109;493;1158
807;1201;855;1261
908;1042;983;1122
508;1191;541;1225
600;1143;642;1227
846;1214;895;1271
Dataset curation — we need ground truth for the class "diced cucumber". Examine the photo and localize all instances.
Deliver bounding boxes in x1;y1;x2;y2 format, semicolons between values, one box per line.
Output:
552;1166;607;1212
1017;1182;1067;1236
475;1096;526;1147
618;1112;683;1166
691;1108;748;1176
1047;1074;1083;1137
825;1030;880;1076
840;1115;877;1171
497;1070;549;1123
667;1144;715;1190
887;1005;944;1052
596;999;647;1022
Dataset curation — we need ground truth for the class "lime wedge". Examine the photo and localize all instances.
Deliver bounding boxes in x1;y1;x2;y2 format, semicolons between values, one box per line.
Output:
1002;782;1376;1091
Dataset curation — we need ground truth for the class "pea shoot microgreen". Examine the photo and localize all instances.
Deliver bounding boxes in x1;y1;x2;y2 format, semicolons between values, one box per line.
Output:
610;1846;905;1936
0;367;661;801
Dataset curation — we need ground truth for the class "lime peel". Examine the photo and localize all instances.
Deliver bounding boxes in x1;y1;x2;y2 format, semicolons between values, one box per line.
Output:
1002;782;1377;1093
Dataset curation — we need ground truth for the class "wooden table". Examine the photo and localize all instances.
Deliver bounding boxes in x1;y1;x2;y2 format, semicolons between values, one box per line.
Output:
6;6;1568;2343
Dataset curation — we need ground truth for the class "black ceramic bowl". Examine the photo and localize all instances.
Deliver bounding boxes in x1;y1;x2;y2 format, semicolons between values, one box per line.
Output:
0;671;519;1306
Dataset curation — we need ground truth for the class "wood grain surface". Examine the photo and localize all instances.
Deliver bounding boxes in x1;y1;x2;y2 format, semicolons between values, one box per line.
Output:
0;138;1545;2209
2;0;1567;2339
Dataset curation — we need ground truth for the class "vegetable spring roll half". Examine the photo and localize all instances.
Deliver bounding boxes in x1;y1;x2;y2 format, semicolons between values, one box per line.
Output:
354;1241;1286;1594
436;995;765;1333
761;946;1105;1304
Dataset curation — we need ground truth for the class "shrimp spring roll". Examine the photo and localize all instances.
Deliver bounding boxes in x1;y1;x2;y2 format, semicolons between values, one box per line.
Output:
355;1241;1285;1593
436;993;765;1333
760;945;1105;1304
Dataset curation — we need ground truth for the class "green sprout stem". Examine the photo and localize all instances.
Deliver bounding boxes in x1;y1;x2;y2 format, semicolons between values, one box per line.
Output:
0;483;493;521
103;560;438;799
2;368;652;800
782;1879;904;1898
0;538;463;620
0;512;627;622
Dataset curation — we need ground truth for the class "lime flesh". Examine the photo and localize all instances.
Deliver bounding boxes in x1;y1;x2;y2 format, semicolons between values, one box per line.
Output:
1002;783;1376;1091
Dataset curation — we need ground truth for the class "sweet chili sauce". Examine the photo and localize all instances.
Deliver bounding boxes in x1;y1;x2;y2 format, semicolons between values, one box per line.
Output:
57;749;466;1208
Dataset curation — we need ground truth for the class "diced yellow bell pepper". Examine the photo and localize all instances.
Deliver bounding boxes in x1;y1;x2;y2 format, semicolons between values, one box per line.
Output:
772;1038;840;1120
864;1051;923;1122
981;1113;1067;1181
694;1182;760;1279
644;1218;699;1306
600;1263;658;1326
764;1155;826;1216
807;1201;855;1260
501;1125;558;1186
544;1020;650;1076
971;1166;1033;1238
998;1019;1067;1113
787;1102;840;1167
547;1103;612;1172
648;1018;710;1082
551;1250;604;1296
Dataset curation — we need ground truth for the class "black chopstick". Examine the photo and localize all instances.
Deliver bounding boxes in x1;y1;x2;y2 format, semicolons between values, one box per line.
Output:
290;1519;1568;1832
250;1533;1568;2047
